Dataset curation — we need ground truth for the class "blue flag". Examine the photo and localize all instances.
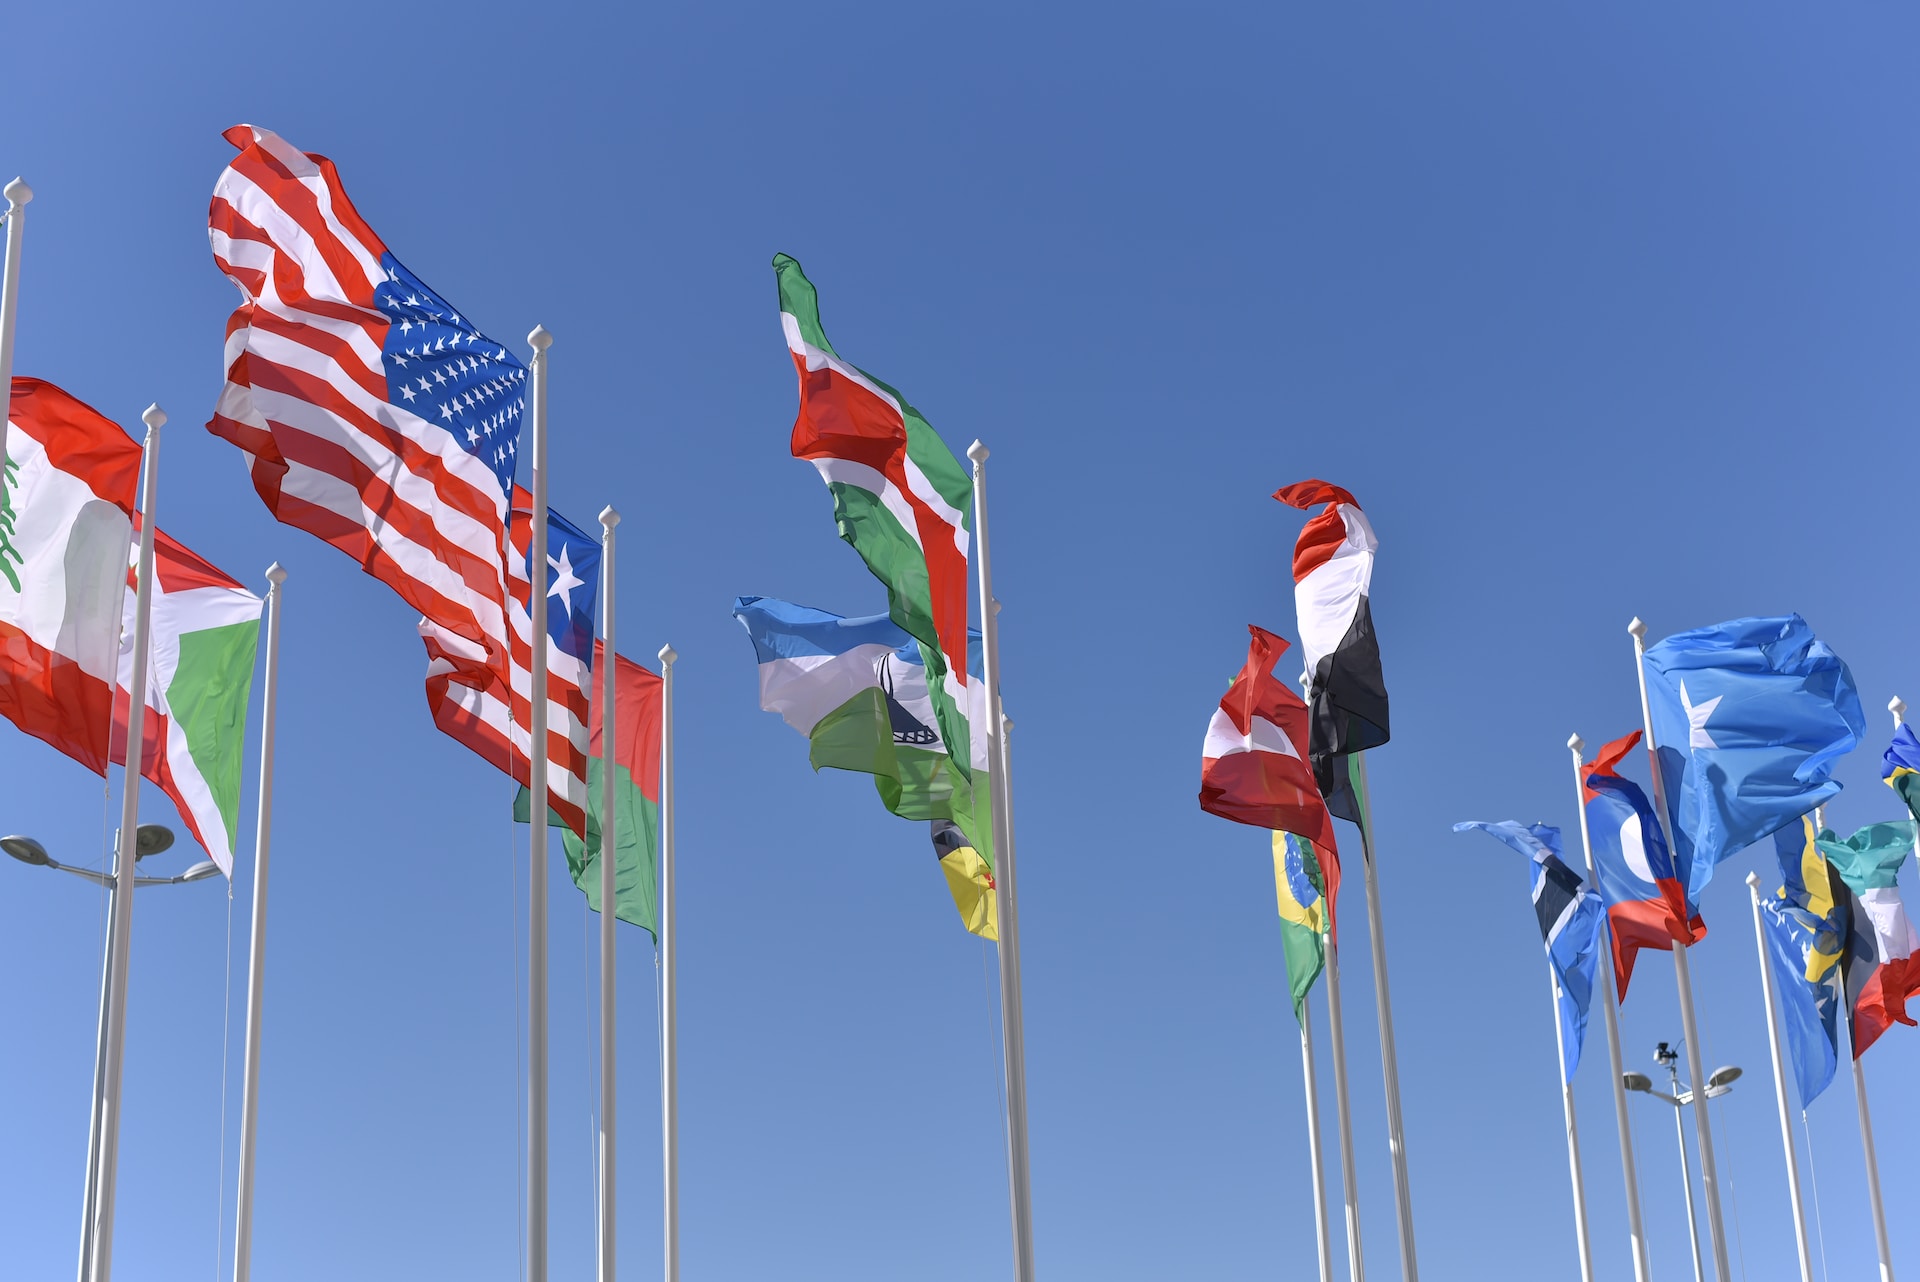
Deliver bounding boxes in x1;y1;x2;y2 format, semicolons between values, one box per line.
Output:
1763;816;1846;1107
1454;821;1605;1082
1643;614;1864;898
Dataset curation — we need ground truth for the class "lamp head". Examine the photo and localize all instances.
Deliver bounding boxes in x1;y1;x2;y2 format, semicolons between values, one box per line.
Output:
1;835;52;866
178;860;221;883
1622;1071;1653;1094
1707;1065;1743;1091
133;825;175;859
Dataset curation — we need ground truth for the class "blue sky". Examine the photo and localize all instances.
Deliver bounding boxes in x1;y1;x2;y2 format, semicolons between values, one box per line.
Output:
4;3;1919;1279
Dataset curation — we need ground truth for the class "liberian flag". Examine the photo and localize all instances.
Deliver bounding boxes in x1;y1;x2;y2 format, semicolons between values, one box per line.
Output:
1199;625;1336;855
1274;481;1388;816
1817;819;1920;1057
2;379;264;875
1583;730;1705;1001
772;255;981;808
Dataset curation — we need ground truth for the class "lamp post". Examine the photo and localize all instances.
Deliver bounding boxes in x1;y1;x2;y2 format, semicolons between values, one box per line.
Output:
1624;1042;1742;1282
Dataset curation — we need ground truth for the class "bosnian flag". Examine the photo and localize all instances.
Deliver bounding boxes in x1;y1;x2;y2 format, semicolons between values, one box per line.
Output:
1582;731;1705;1001
1273;481;1388;815
1199;625;1336;855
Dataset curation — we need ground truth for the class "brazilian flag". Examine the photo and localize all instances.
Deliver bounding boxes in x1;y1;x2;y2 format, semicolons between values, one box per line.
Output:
1273;832;1331;1023
1884;724;1920;824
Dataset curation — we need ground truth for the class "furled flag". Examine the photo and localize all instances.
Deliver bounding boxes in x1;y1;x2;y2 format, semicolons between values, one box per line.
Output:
1200;626;1337;854
931;819;997;941
1272;481;1387;823
1273;831;1333;1023
1;379;263;875
515;641;662;935
1882;724;1920;824
1818;820;1920;1058
1454;821;1605;1082
423;488;598;837
733;594;994;937
208;124;523;704
1763;815;1845;1105
1582;730;1706;1001
772;255;982;819
1643;614;1864;898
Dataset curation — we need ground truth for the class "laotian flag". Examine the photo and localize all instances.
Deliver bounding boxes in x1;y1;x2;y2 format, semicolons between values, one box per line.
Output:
1582;731;1705;1001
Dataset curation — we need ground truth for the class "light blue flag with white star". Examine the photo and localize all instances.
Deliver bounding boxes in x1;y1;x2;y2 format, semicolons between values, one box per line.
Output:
1644;614;1864;899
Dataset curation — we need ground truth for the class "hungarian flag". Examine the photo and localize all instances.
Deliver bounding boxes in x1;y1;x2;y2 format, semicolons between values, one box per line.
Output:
2;379;263;874
1583;730;1706;1001
1273;481;1388;820
1199;625;1336;855
1820;820;1920;1057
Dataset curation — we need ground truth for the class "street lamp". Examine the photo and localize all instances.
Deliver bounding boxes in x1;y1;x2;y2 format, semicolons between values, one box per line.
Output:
1625;1042;1742;1282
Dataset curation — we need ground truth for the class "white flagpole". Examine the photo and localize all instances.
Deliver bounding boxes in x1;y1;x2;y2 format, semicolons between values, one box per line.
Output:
1320;927;1364;1282
0;176;32;469
1627;617;1732;1282
1298;995;1334;1282
966;440;1035;1282
1546;962;1594;1282
1567;735;1651;1282
1891;696;1906;732
88;404;163;1282
231;563;287;1282
1348;753;1418;1281
1743;871;1814;1282
526;324;552;1282
75;891;115;1282
656;642;679;1282
596;508;619;1282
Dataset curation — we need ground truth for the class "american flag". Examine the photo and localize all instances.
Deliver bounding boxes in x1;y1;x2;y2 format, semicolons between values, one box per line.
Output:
207;122;522;689
423;489;598;838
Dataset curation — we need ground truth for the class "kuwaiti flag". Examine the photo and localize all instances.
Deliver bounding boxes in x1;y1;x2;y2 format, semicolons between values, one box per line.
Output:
1199;625;1336;854
1454;821;1606;1082
1582;730;1705;1002
1273;481;1387;819
1818;820;1920;1058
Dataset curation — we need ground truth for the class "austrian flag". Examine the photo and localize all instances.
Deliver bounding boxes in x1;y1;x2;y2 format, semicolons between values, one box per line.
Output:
1199;625;1336;854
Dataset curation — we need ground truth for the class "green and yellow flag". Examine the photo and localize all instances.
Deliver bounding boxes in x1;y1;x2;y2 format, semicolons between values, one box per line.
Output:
1273;832;1332;1022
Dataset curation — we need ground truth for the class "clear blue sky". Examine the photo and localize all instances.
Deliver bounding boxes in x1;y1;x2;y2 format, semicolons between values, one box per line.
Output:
4;4;1918;1279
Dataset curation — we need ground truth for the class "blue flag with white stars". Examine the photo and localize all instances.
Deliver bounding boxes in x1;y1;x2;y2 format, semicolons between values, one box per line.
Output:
536;504;600;669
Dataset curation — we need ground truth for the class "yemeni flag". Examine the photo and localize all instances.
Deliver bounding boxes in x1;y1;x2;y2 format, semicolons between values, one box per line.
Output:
1199;625;1337;855
2;379;264;875
772;255;982;811
1273;481;1388;820
516;640;661;934
1820;820;1920;1057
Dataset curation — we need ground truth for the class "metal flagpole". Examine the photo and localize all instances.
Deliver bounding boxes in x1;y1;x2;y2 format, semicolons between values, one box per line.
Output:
1546;963;1594;1282
0;176;32;469
526;325;552;1282
1299;997;1334;1282
596;508;619;1282
1348;754;1418;1281
656;643;679;1282
88;404;163;1282
231;563;287;1282
966;440;1036;1282
1567;735;1651;1282
1627;617;1731;1282
75;886;115;1282
1743;871;1814;1282
1322;929;1365;1282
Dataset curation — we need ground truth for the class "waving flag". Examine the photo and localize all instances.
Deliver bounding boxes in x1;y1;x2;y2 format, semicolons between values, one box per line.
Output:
1643;614;1864;897
1764;814;1846;1105
1199;626;1336;853
207;124;522;693
932;819;997;941
424;489;597;837
1273;481;1387;820
1883;724;1920;824
1273;831;1332;1022
1819;821;1920;1057
1582;730;1705;1001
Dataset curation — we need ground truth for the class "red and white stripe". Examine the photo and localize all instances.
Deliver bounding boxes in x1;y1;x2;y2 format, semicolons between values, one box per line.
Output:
206;124;512;680
1273;480;1376;679
421;487;590;837
1198;625;1336;852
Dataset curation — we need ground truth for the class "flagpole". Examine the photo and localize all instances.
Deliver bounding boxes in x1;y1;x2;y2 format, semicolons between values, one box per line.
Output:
966;441;1036;1282
1546;962;1594;1282
1348;753;1418;1281
1837;973;1894;1282
526;324;552;1282
656;642;679;1282
75;884;115;1282
1567;735;1651;1282
1627;617;1732;1282
1298;997;1334;1282
1321;927;1365;1282
1891;696;1906;731
0;177;32;469
596;509;620;1282
1743;871;1814;1282
231;563;286;1282
88;404;163;1282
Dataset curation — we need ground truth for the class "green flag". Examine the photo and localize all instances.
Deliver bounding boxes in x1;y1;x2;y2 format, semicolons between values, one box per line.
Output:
1273;832;1330;1023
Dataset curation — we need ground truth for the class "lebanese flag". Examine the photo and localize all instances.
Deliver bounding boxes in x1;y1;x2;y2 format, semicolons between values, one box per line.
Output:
1274;481;1388;809
1200;625;1337;855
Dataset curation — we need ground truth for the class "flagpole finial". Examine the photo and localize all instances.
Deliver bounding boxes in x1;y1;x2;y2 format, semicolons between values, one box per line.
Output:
598;505;620;531
1627;617;1647;640
141;404;166;431
1567;733;1584;754
528;324;552;352
658;643;677;667
967;440;989;463
264;562;287;587
1889;695;1906;722
4;178;31;207
1744;871;1761;889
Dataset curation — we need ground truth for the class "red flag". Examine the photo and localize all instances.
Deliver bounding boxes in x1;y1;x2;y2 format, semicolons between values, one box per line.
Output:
1200;625;1337;854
